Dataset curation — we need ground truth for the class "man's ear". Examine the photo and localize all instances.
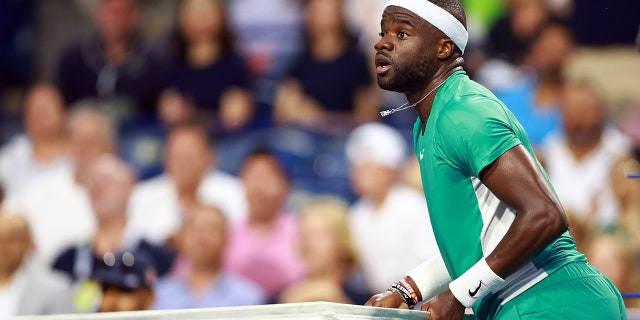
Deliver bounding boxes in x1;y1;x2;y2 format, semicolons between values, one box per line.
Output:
437;39;457;60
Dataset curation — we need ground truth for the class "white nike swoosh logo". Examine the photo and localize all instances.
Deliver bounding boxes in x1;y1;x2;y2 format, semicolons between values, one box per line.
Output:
419;149;424;160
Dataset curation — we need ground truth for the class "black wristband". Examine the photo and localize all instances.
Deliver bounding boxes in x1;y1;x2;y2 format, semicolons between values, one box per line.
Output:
389;283;417;309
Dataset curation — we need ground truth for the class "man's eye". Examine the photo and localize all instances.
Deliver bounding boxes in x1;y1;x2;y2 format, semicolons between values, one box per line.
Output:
379;32;386;38
398;31;408;39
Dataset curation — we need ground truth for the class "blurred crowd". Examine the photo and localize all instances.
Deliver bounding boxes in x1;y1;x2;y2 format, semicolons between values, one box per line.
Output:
0;0;639;316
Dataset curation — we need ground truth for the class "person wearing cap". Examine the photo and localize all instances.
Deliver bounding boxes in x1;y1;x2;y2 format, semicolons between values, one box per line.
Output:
93;251;155;312
364;1;625;319
346;123;438;295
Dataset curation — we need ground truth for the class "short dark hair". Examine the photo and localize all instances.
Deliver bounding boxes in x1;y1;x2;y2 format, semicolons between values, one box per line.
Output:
243;144;291;182
428;0;467;28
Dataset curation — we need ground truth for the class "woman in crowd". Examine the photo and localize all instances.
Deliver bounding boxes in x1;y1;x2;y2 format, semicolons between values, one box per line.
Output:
157;0;254;135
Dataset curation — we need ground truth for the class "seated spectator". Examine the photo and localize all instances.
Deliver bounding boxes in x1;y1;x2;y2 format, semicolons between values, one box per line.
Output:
0;208;74;316
225;147;304;299
346;123;438;293
541;82;631;229
55;0;162;115
279;197;369;305
156;0;254;135
0;84;70;199
129;121;247;246
273;0;376;131
52;155;174;312
93;251;156;312
7;105;116;265
153;205;264;309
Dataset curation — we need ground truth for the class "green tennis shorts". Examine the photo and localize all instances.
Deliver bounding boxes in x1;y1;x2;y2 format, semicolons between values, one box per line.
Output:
479;262;627;320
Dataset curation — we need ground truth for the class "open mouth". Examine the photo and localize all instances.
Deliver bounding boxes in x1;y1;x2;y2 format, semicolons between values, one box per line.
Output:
375;55;392;75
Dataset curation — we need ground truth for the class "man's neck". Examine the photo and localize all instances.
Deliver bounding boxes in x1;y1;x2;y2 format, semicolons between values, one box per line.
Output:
188;262;221;292
31;138;65;163
412;62;464;125
94;215;128;255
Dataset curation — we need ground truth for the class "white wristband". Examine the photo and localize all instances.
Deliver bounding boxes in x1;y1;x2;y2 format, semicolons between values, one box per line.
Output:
448;258;505;308
406;254;451;302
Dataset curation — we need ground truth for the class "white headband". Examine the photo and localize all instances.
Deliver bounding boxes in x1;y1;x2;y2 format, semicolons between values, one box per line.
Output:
385;0;468;54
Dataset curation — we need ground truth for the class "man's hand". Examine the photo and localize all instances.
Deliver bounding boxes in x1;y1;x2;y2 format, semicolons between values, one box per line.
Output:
364;290;408;309
420;289;465;320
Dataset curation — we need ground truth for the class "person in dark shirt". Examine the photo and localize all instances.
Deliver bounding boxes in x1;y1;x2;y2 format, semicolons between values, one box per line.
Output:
55;0;162;116
273;0;377;131
156;0;255;136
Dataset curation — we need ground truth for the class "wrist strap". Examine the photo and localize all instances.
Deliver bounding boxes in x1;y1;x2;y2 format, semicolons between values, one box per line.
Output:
449;258;505;308
388;280;418;309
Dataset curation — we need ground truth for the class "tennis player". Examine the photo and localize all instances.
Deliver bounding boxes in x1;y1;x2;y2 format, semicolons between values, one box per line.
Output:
364;1;626;319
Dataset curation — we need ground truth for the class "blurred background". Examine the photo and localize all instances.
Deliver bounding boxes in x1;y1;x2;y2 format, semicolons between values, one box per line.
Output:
0;0;639;316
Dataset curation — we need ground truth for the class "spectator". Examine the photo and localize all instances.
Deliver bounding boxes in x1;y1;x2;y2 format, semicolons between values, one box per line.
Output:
541;82;631;229
129;121;247;246
0;84;70;199
156;0;254;135
225;147;304;299
153;205;264;309
7;105;116;265
0;208;74;316
55;0;162;116
93;251;156;312
346;123;438;294
279;197;369;305
273;0;376;130
52;155;174;312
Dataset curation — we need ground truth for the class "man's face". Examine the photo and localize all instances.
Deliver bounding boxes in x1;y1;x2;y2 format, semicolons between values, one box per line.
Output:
95;0;139;41
374;6;439;93
241;155;289;220
561;85;604;148
68;116;113;179
24;86;66;141
165;129;211;189
181;207;227;266
88;157;134;219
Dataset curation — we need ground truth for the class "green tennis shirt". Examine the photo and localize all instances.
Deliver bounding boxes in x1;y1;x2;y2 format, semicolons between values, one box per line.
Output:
413;71;585;305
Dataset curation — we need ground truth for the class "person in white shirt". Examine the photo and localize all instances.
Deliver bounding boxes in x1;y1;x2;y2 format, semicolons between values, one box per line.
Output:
129;121;248;246
346;123;438;293
541;82;631;229
0;84;70;199
7;104;116;265
0;208;73;316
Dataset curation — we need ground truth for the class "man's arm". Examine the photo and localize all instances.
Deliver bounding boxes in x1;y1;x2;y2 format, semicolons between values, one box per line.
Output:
480;144;568;278
422;145;568;319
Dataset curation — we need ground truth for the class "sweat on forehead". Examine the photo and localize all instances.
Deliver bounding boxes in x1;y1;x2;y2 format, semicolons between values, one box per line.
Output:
385;0;468;53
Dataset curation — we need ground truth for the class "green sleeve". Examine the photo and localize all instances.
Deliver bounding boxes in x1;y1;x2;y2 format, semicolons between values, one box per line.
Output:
436;101;521;177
